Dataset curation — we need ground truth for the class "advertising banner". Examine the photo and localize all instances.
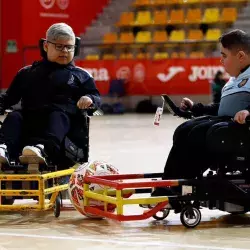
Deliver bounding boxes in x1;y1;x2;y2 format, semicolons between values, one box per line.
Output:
77;58;227;95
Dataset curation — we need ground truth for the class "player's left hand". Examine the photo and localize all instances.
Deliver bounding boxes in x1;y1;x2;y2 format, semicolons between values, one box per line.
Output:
234;110;250;124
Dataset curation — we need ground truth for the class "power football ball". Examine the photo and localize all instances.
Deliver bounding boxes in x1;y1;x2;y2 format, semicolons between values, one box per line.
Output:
68;160;119;218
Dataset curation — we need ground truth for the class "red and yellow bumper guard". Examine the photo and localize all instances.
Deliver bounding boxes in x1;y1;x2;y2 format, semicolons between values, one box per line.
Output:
83;173;181;221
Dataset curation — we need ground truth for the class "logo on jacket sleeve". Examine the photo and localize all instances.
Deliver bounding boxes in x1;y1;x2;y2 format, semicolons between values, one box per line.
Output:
238;79;249;88
68;75;74;85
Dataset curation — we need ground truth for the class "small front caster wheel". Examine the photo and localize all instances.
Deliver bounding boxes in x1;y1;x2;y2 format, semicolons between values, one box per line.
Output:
153;208;170;220
180;206;201;228
54;195;61;218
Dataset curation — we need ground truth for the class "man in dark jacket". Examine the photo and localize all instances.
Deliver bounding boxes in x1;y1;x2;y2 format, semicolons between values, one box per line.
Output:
0;23;100;165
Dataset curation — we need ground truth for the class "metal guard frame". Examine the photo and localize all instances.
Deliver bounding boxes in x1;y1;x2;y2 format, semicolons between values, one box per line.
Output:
83;173;189;221
0;167;77;211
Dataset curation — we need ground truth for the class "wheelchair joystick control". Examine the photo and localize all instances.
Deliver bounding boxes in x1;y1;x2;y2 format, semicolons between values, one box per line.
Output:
245;115;250;126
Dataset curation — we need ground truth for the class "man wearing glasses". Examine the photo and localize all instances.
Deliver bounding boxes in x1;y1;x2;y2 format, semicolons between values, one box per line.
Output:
0;23;101;166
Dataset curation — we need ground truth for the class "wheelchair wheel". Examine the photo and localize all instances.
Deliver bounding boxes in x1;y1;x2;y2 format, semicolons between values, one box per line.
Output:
180;205;201;228
54;195;61;218
153;208;170;220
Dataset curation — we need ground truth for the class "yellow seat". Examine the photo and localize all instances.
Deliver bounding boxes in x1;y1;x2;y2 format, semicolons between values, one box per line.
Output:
169;9;185;24
136;52;150;59
171;52;179;58
117;12;134;26
150;0;167;5
179;51;187;58
133;0;151;6
188;29;203;40
103;54;116;60
186;9;201;23
153;31;168;42
205;29;222;41
134;11;152;26
120;53;134;59
153;52;169;60
120;32;135;43
202;0;232;2
85;54;100;60
169;30;185;41
171;51;187;58
167;0;181;4
153;10;168;25
135;31;152;43
103;33;118;44
185;0;200;3
190;51;205;58
221;8;237;22
203;8;220;23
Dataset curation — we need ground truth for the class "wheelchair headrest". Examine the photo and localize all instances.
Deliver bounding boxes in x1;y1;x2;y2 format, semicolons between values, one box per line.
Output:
39;37;81;58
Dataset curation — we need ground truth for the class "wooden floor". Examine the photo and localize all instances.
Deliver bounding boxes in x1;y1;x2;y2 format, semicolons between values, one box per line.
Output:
0;114;250;250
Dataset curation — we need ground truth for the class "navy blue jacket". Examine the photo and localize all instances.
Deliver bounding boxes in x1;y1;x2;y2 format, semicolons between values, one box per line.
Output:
0;59;101;115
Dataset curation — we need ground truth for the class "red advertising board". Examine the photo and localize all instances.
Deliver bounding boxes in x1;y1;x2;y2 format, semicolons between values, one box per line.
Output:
22;0;109;46
77;58;227;95
1;0;109;89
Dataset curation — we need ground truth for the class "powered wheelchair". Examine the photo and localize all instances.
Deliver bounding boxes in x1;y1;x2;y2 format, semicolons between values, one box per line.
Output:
0;106;98;217
0;37;100;217
79;94;250;228
152;95;250;225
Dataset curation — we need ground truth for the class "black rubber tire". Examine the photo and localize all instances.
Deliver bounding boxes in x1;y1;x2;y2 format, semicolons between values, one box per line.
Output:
152;209;170;220
54;195;61;218
180;206;201;228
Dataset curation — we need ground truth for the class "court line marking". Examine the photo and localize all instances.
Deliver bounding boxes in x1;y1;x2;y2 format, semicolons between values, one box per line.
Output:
0;232;248;250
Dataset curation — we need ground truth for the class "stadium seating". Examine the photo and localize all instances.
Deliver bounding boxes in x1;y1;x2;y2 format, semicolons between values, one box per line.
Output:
135;31;152;43
153;52;169;60
153;10;168;25
85;54;100;60
119;32;135;43
153;31;168;42
169;30;185;41
85;0;249;59
133;11;152;26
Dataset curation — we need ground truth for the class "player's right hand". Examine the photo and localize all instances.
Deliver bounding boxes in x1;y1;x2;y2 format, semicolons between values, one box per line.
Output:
180;97;194;111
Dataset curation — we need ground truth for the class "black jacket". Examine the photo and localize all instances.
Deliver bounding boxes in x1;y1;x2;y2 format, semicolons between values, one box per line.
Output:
191;103;219;117
0;59;101;114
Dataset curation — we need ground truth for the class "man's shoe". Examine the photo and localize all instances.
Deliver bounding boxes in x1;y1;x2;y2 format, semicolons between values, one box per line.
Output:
22;144;46;164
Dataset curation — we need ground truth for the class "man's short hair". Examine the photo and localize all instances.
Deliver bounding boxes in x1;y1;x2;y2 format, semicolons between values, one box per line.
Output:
219;29;250;54
46;23;75;42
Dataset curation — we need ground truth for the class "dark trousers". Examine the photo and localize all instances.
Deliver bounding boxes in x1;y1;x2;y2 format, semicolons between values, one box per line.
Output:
0;110;71;163
163;116;231;179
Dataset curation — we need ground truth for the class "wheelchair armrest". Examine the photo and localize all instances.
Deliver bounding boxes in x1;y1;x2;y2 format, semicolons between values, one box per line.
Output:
0;108;13;126
79;105;103;116
161;94;193;119
245;115;250;126
5;109;13;114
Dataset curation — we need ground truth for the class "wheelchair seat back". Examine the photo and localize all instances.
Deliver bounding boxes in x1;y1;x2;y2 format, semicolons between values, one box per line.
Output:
206;121;250;173
63;113;90;164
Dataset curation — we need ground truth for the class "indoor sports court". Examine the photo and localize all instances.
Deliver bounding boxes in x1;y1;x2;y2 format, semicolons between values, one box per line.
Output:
1;0;250;249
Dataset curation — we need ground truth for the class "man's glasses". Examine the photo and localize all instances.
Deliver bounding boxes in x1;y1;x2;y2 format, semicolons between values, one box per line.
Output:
47;41;76;52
